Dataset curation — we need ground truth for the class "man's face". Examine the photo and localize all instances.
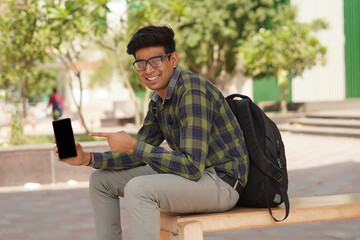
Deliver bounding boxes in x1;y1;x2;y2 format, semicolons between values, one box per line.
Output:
135;46;178;99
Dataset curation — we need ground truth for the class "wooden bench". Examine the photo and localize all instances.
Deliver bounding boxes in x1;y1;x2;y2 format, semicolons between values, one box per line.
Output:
160;193;360;240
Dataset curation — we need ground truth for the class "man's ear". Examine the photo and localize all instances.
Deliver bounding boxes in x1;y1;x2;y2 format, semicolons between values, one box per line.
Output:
170;52;179;68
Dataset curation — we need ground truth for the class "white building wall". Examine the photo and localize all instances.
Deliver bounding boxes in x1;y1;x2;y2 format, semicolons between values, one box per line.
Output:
65;69;132;130
291;0;346;102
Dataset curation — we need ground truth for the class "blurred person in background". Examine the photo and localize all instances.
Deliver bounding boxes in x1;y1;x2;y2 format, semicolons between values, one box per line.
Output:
48;88;64;120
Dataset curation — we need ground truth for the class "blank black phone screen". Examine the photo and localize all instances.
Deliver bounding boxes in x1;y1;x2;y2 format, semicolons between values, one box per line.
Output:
52;118;77;159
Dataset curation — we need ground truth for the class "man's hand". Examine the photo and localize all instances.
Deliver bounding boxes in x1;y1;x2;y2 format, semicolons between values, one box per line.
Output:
90;131;137;153
53;141;91;166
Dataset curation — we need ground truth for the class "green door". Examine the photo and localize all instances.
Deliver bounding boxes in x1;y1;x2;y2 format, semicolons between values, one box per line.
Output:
253;76;292;103
344;0;360;98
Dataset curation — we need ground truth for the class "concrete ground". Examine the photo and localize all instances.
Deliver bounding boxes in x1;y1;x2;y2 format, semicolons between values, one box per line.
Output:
0;118;360;239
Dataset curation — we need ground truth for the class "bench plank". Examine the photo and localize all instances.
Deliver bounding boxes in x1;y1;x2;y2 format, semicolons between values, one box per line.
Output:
160;193;360;239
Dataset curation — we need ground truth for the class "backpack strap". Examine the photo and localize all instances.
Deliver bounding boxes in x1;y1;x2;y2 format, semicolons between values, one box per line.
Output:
264;183;290;222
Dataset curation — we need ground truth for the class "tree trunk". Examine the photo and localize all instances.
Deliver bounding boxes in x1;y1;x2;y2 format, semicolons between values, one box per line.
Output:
20;71;30;119
279;82;289;114
115;55;142;127
68;70;90;134
91;37;142;127
11;74;28;145
58;49;90;134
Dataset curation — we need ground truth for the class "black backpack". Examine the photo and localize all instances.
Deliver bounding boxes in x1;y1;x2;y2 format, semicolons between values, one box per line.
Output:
226;94;290;222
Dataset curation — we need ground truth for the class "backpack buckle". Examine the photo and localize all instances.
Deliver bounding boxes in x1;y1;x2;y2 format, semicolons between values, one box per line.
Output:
275;174;283;183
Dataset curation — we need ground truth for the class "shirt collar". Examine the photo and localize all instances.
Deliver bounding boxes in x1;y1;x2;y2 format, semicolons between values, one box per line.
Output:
151;65;182;104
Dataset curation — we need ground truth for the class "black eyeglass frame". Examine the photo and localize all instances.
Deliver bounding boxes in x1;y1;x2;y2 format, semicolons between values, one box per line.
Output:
132;52;173;71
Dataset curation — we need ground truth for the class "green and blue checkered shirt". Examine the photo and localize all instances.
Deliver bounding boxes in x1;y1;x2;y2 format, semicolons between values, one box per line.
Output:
93;66;249;185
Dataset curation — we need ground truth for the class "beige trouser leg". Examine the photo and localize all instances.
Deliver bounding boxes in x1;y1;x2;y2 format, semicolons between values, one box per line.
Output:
89;166;239;240
89;165;157;240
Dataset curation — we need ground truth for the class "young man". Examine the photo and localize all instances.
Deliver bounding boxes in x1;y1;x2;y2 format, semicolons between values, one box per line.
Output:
57;26;249;240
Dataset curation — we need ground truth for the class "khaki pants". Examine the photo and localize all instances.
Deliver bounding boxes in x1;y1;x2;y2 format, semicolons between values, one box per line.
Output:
89;165;239;240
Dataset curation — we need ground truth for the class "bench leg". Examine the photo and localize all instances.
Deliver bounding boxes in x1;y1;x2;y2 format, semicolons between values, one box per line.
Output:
160;230;170;240
170;220;203;240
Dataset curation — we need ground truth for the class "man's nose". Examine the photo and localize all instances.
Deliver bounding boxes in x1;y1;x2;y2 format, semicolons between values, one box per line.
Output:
145;62;154;73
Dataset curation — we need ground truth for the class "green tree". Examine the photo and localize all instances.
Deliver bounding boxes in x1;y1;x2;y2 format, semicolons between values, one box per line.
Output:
46;0;110;133
238;14;327;112
0;0;58;144
127;0;292;88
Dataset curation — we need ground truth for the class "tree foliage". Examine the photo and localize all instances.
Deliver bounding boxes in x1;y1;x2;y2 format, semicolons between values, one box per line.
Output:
0;0;57;103
127;0;292;86
0;0;58;144
238;9;327;112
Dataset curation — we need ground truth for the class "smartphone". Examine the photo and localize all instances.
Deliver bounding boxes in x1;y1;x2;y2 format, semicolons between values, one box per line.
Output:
52;118;77;159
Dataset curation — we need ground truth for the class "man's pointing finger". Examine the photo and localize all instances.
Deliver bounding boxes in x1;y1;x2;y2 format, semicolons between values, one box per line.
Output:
89;132;112;138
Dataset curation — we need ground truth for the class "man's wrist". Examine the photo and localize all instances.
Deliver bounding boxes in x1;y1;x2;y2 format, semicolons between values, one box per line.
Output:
86;153;93;166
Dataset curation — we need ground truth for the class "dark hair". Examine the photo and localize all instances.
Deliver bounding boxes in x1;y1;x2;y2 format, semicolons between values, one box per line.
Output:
126;26;175;57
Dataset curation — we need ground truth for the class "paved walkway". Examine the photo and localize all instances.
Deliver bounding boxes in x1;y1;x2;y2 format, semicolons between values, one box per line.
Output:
1;129;360;239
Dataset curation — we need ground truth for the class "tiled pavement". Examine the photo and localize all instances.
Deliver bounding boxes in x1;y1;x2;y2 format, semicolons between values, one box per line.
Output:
0;132;360;240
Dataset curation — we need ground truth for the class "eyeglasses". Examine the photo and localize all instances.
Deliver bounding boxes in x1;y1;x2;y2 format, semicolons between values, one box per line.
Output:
132;52;173;71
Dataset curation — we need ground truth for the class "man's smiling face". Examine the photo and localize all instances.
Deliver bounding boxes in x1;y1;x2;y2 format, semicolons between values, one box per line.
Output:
135;46;178;100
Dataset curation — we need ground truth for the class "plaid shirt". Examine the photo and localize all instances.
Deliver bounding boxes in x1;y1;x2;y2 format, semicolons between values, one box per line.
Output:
93;66;249;185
